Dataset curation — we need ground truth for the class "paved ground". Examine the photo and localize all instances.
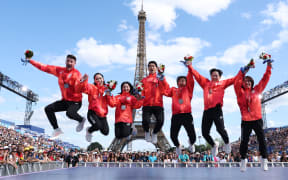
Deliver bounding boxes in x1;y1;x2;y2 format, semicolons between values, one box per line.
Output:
2;167;287;180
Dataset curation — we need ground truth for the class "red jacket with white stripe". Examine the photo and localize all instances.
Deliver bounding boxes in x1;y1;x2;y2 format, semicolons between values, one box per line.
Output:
30;60;82;102
234;65;272;121
162;67;194;115
77;79;110;117
108;92;143;123
190;65;235;110
141;73;169;107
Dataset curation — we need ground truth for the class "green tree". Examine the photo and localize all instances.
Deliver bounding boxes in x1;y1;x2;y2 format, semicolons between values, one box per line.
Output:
87;142;103;152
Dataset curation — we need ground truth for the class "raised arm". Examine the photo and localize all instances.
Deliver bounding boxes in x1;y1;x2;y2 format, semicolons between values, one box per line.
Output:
29;60;60;77
159;77;170;95
187;66;195;94
233;70;245;96
159;78;173;97
254;64;272;93
188;65;209;89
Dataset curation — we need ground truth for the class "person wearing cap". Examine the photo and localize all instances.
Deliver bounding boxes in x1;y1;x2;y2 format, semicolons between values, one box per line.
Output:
27;54;86;139
234;60;272;172
160;63;196;155
141;61;169;144
194;152;202;162
186;61;237;157
42;151;51;162
65;149;79;167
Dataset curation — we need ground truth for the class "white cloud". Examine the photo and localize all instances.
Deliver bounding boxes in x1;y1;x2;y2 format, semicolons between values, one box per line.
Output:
118;20;129;31
241;12;251;19
129;0;232;31
147;37;210;75
261;19;273;25
268;30;288;49
196;40;259;70
260;1;288;52
76;37;136;67
222;86;238;114
262;1;288;28
75;35;210;72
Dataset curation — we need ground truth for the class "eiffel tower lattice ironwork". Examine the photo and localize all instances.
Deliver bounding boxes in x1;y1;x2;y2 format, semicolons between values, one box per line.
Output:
108;2;171;152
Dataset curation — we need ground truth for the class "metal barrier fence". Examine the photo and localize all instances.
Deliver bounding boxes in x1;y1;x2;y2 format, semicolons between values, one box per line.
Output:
1;162;288;176
0;162;64;177
78;162;288;168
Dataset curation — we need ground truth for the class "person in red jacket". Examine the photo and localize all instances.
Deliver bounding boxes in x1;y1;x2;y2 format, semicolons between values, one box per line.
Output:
78;73;111;142
234;61;272;172
108;82;143;139
161;64;196;155
141;61;169;144
189;63;236;156
28;55;85;138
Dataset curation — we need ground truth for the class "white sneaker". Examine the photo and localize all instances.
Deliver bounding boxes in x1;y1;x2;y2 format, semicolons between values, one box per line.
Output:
85;127;92;142
262;158;268;171
176;146;182;155
240;159;247;172
224;143;231;154
76;117;86;132
188;141;195;153
151;133;158;144
145;131;151;142
51;128;63;139
211;141;219;157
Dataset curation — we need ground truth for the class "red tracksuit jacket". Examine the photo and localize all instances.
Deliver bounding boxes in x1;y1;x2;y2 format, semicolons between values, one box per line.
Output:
162;67;194;115
108;92;143;123
30;60;82;102
190;65;235;110
234;65;272;121
141;73;169;107
77;79;110;117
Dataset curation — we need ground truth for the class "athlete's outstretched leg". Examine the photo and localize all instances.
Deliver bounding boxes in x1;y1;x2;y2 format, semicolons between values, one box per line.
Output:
45;100;68;129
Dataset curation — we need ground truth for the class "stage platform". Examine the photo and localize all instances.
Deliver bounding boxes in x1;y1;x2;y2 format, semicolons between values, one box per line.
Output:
2;166;287;180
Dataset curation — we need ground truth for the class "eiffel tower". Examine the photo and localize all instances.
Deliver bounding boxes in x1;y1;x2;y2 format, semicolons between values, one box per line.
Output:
108;1;171;152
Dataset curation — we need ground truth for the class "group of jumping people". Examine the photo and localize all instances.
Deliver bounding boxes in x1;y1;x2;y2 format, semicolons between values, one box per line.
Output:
25;53;272;172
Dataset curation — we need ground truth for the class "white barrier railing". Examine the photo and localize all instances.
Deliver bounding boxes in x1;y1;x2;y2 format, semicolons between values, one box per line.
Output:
0;162;64;177
78;162;288;168
1;162;288;176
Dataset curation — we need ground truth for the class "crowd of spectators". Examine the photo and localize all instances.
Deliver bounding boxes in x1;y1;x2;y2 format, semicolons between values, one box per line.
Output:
1;125;288;169
0;125;75;169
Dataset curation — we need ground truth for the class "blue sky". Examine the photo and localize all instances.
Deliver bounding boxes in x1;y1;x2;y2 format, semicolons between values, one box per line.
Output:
1;0;288;151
